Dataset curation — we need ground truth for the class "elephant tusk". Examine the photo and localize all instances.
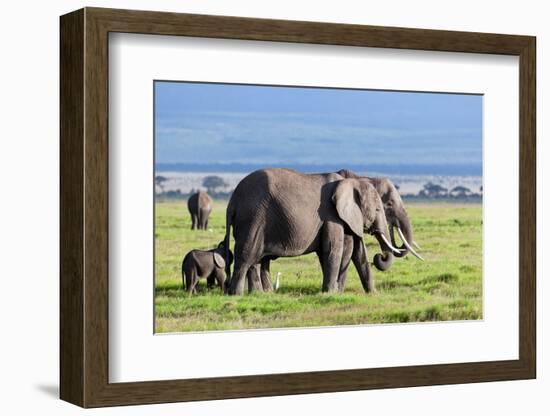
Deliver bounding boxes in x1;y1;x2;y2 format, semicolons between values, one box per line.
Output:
378;233;402;255
397;227;425;261
413;240;422;250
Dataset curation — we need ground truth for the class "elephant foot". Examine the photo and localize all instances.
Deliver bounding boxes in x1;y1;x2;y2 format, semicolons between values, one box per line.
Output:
227;282;245;296
321;285;339;293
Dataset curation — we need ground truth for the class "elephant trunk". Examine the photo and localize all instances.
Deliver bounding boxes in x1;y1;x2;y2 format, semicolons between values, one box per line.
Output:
371;214;401;271
373;251;394;271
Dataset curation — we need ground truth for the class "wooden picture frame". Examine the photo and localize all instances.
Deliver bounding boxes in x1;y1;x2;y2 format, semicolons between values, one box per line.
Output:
60;7;536;408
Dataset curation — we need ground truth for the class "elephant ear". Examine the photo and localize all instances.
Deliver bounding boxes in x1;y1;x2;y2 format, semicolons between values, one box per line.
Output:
213;252;225;269
332;179;364;238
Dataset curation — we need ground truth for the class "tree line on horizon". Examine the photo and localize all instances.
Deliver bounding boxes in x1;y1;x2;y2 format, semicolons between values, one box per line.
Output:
402;182;483;201
155;175;483;202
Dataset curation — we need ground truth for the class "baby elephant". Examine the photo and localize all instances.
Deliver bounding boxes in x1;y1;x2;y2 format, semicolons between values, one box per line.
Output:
181;242;233;294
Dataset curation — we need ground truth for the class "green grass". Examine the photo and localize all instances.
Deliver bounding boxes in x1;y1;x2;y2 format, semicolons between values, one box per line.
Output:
155;200;482;332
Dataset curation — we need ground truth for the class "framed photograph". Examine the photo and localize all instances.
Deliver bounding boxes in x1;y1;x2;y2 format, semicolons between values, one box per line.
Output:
60;7;536;408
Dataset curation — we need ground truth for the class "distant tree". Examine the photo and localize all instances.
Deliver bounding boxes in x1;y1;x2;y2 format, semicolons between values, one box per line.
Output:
450;185;471;198
479;185;483;193
420;182;448;198
202;175;228;193
155;175;168;193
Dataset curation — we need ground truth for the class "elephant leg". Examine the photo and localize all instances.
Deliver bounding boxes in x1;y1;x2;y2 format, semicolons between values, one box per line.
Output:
260;258;273;292
186;269;198;294
196;209;202;229
229;259;253;295
338;270;349;292
228;224;264;295
247;264;263;293
228;239;259;295
206;275;215;290
214;269;226;292
199;208;209;230
338;234;354;292
320;222;344;292
191;214;198;230
316;251;324;268
352;236;374;293
184;265;194;293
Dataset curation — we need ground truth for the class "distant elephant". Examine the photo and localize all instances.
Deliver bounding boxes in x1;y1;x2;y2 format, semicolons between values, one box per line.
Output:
181;242;233;294
187;191;212;230
246;170;423;293
223;168;400;295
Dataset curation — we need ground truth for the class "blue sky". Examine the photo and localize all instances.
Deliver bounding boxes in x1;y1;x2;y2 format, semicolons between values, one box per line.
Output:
154;81;482;174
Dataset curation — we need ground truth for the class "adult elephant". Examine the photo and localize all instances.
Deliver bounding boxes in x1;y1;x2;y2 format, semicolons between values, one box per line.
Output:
246;170;423;293
187;191;212;230
223;168;400;295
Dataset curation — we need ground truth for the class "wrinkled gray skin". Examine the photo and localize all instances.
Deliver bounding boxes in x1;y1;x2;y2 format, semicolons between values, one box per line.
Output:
337;169;415;272
181;242;233;294
223;168;395;295
247;170;415;292
187;191;212;230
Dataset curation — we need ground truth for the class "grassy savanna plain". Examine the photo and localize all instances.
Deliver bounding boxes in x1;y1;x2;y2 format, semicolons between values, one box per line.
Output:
155;200;482;333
